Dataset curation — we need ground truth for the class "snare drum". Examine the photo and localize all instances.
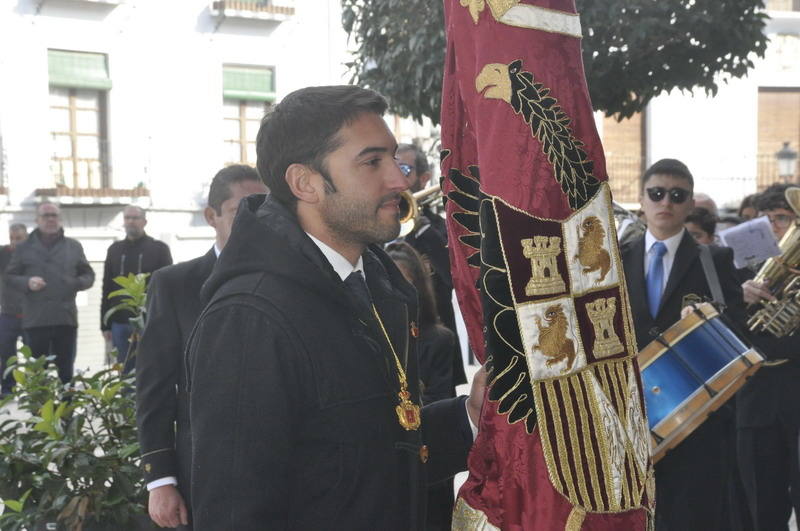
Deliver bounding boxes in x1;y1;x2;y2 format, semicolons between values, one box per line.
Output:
638;302;763;463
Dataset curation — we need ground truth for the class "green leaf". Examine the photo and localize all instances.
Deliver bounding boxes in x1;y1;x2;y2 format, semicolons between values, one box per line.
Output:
3;499;22;512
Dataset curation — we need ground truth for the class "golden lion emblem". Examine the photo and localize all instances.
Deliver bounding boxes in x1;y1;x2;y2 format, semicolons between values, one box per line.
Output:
534;304;576;372
575;216;611;282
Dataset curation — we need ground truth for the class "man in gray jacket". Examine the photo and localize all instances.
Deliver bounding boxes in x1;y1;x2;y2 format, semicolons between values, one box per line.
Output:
6;203;95;383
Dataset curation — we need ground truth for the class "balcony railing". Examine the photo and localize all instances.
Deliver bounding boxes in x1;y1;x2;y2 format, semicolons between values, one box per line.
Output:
34;185;150;206
210;1;295;21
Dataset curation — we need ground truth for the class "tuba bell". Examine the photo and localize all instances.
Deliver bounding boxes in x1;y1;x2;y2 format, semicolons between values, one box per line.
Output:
748;187;800;337
398;185;443;237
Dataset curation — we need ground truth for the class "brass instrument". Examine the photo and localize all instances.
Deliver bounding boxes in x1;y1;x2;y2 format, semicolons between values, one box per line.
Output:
748;187;800;337
398;185;443;237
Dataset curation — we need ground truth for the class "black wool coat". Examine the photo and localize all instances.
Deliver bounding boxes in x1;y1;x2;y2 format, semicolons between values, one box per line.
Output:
186;195;472;531
135;248;216;525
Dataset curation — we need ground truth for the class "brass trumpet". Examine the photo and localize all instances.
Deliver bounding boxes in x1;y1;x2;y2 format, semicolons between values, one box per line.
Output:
398;185;444;238
748;187;800;337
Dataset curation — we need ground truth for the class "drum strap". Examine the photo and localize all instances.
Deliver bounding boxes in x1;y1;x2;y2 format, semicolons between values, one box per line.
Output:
699;244;725;306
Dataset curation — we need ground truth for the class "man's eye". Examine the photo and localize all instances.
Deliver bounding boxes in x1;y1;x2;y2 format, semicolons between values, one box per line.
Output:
366;158;381;167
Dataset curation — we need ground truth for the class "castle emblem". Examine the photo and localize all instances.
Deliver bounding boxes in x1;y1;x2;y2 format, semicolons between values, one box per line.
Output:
522;236;566;296
585;297;624;358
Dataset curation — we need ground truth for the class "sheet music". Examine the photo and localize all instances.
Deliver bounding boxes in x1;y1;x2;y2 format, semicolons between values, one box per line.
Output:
717;216;781;269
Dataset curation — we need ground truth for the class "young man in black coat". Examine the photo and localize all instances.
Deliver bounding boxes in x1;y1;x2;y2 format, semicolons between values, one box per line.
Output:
100;205;172;367
135;165;266;530
186;86;484;530
620;159;747;531
738;184;800;530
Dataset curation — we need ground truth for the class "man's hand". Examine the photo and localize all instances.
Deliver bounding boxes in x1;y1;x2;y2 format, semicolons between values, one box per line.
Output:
742;279;775;305
148;484;189;528
466;366;488;428
27;276;46;291
102;330;112;342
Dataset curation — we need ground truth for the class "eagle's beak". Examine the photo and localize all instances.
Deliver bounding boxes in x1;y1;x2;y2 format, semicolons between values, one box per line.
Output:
475;63;512;103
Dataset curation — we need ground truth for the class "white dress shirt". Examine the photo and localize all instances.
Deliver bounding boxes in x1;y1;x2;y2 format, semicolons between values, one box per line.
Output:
644;228;686;292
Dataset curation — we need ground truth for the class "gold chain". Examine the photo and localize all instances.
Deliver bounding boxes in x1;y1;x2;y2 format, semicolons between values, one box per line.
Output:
371;303;421;431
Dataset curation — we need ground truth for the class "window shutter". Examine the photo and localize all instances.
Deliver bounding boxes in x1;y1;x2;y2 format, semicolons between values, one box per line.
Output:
223;65;275;102
48;50;112;90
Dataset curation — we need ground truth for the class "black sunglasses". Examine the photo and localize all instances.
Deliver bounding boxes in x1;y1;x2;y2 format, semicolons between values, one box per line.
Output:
645;187;692;204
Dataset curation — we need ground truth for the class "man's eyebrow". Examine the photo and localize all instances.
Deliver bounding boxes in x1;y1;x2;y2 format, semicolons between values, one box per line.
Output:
356;145;393;158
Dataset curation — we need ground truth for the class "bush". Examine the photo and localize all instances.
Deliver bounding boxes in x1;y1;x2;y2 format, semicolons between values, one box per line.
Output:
0;273;152;530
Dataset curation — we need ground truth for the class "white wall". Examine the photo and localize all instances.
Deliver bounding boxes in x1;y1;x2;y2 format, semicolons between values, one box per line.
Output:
0;0;351;371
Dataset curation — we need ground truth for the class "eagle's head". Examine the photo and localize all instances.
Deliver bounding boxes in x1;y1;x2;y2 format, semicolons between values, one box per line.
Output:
476;61;514;103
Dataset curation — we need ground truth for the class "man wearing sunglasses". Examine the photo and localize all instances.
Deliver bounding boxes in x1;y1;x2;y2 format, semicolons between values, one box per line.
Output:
738;183;800;531
620;158;747;530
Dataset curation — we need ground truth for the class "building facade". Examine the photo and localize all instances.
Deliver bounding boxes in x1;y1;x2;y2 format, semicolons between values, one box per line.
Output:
0;0;351;371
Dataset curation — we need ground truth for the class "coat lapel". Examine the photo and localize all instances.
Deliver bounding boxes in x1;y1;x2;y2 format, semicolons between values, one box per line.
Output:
622;236;653;332
658;231;698;316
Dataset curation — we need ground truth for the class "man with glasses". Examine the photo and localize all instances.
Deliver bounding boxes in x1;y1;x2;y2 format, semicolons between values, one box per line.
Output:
620;158;746;530
738;183;800;530
6;203;95;383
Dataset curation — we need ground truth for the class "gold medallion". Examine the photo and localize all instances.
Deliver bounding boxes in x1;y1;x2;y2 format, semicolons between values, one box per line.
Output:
396;390;422;431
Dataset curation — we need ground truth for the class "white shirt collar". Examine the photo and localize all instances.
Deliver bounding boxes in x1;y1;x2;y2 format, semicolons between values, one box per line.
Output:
214;243;221;258
305;233;364;281
645;228;685;257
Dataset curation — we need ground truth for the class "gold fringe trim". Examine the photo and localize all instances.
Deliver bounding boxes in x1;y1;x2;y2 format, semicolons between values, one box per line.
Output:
565;506;586;531
452;497;501;531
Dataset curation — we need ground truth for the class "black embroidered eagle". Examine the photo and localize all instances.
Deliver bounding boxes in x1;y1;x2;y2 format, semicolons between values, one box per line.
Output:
443;160;536;433
475;59;600;211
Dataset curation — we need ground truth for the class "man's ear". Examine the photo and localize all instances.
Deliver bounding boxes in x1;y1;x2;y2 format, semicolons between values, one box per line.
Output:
204;206;217;229
286;163;322;204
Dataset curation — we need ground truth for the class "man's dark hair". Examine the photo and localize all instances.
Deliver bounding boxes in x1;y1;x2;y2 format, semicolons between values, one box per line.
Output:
756;183;794;213
397;143;430;176
256;85;388;206
686;207;716;236
640;158;694;192
9;223;26;233
208;164;262;214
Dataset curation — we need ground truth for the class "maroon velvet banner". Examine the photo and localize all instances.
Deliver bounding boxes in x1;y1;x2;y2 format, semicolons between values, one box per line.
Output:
440;1;655;528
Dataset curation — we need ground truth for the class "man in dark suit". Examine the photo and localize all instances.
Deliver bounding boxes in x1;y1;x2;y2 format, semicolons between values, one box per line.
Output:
186;86;482;530
621;159;746;531
135;164;266;529
397;143;467;388
738;183;800;531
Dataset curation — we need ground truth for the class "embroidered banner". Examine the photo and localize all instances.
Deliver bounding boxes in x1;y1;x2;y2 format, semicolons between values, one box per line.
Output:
441;1;654;528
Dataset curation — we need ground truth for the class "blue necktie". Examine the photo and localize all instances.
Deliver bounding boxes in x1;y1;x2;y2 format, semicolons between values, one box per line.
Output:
646;241;668;318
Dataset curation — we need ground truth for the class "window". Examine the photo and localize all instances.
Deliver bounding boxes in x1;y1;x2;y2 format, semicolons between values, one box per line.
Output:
222;65;275;166
48;50;111;189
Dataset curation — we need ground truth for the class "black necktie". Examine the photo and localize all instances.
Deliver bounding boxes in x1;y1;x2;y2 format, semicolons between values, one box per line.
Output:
344;270;372;315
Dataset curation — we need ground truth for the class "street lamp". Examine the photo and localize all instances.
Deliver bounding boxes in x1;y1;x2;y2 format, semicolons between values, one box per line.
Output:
776;141;798;181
